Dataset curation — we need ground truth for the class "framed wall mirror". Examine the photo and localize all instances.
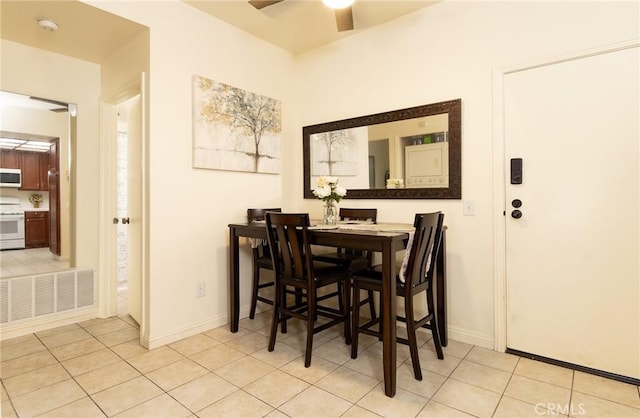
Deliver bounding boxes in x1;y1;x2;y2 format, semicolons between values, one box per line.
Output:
0;91;75;278
303;99;461;199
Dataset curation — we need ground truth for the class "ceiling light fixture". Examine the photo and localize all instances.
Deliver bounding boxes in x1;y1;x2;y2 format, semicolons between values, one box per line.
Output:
37;18;59;32
322;0;355;10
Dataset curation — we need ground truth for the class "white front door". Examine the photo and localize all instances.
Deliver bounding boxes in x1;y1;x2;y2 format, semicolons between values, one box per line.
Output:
504;46;639;379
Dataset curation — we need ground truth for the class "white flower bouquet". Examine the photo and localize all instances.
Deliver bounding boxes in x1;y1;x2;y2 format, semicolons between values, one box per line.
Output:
386;178;405;189
312;176;347;203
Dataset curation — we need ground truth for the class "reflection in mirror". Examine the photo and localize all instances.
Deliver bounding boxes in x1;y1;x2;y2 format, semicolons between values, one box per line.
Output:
0;91;74;278
304;99;461;199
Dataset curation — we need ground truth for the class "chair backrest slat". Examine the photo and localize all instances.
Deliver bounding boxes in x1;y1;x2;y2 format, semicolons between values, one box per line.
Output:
405;212;444;291
266;212;312;284
248;208;282;258
339;208;377;223
338;208;377;257
247;208;282;223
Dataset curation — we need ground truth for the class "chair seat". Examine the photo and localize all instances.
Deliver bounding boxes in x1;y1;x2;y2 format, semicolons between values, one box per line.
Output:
256;255;273;270
350;267;409;294
282;261;349;288
313;253;370;273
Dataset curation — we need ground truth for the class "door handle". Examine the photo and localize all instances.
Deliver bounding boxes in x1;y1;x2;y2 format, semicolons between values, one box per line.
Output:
511;210;523;219
121;217;130;224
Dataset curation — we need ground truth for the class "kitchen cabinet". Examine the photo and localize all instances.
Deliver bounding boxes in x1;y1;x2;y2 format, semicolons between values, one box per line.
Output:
40;152;49;190
25;211;49;248
20;152;49;191
0;150;21;169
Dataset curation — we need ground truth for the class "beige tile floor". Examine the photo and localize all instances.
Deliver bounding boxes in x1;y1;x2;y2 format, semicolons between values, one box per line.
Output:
0;248;69;278
1;312;639;418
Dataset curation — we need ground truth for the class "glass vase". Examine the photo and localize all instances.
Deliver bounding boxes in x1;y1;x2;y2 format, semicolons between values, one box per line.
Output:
323;200;337;225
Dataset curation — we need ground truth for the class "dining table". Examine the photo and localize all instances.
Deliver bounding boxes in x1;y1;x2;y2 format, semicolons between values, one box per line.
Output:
228;221;447;398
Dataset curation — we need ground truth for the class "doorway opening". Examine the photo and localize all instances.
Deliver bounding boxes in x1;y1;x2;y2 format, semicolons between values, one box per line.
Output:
116;117;129;317
111;93;142;327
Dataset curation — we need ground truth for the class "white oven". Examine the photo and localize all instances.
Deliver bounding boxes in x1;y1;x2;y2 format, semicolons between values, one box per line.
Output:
0;197;25;250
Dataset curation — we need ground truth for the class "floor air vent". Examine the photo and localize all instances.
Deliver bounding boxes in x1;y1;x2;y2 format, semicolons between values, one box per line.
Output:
0;269;96;324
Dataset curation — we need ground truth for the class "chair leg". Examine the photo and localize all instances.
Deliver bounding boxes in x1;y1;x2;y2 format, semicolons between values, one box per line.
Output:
281;285;288;334
367;290;377;320
342;277;351;345
250;266;260;319
305;284;316;368
405;293;423;381
268;280;282;352
427;288;444;360
337;281;344;311
351;282;361;359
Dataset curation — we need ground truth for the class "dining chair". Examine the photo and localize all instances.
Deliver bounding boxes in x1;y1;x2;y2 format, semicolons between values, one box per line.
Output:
265;212;351;367
350;212;445;380
313;208;378;320
247;208;282;319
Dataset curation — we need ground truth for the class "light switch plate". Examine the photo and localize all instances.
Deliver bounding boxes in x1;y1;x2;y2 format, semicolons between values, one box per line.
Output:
463;200;475;216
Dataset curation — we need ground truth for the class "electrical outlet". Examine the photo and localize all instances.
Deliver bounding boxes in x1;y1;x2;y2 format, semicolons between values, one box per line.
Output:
196;281;206;298
463;200;475;216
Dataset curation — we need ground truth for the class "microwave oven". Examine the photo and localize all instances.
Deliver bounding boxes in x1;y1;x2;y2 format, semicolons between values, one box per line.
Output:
0;168;22;188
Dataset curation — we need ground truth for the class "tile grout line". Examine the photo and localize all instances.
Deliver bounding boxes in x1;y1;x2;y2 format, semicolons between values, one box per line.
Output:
3;318;639;417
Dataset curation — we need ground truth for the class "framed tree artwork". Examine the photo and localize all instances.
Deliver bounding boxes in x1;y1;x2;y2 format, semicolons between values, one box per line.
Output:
192;75;282;173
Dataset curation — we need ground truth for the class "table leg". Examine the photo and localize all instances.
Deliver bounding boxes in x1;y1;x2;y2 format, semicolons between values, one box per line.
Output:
381;240;397;397
436;231;447;346
229;228;240;333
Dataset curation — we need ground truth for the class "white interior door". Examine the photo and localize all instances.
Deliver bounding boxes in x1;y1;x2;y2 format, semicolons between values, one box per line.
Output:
504;46;639;379
119;95;142;325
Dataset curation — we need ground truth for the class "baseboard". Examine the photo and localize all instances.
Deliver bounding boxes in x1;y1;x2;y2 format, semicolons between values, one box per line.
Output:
143;302;264;349
145;314;228;350
444;325;493;349
0;306;98;341
506;348;640;386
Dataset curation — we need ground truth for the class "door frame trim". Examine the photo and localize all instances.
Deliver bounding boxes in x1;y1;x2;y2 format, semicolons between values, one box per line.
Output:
492;39;639;352
98;72;148;346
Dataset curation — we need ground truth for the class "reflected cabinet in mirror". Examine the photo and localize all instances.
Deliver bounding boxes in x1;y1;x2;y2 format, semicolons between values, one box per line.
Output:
303;99;461;199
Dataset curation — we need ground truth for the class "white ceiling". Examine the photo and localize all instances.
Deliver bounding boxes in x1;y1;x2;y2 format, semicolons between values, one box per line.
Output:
1;1;436;63
185;0;437;55
0;1;147;64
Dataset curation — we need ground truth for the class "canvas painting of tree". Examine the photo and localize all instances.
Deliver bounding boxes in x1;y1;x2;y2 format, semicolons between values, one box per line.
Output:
310;128;359;176
193;75;282;173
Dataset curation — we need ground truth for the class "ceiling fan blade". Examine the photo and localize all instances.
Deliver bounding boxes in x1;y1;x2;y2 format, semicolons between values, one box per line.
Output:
248;0;285;10
29;96;69;112
335;6;354;32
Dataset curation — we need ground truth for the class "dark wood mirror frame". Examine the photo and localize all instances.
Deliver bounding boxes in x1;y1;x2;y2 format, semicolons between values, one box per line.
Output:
303;98;461;199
